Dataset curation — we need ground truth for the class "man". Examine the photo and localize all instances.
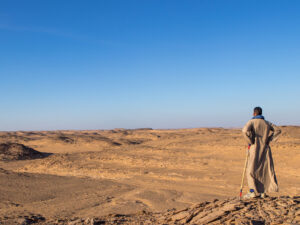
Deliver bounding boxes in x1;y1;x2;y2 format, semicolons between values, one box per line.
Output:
242;106;281;199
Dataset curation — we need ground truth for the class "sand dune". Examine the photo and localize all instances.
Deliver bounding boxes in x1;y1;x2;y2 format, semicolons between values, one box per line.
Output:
0;127;299;224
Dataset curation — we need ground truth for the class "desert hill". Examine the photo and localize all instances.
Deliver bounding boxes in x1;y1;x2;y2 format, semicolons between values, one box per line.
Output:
0;143;47;161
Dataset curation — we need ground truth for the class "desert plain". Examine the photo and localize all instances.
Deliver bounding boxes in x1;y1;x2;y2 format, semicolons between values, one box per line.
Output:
0;126;299;224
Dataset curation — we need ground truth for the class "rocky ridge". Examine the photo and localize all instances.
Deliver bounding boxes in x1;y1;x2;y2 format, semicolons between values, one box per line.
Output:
1;196;299;224
0;143;47;161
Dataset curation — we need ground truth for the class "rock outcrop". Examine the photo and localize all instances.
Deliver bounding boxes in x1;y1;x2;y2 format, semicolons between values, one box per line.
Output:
0;143;46;160
3;196;298;224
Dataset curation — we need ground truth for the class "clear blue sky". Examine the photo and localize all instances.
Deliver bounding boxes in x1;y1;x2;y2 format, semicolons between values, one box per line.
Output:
1;0;300;131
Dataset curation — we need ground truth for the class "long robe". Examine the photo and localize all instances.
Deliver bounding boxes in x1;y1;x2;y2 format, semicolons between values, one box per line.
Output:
242;118;281;194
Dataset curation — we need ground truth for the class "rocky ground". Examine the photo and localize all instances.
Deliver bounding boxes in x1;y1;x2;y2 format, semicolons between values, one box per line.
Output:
1;196;299;224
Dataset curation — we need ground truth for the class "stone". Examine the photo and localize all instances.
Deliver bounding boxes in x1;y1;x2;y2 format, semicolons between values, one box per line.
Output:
171;210;190;221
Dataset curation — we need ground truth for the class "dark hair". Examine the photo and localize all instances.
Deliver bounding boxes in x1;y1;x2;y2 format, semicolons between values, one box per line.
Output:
254;106;262;115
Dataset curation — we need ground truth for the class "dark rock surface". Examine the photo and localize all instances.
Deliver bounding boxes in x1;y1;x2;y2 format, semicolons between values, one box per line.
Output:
0;143;47;161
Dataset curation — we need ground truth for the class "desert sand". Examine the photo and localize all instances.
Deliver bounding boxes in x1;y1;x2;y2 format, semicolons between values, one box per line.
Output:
0;126;299;224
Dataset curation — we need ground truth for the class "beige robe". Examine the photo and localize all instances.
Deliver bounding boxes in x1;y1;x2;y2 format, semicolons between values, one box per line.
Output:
242;118;281;194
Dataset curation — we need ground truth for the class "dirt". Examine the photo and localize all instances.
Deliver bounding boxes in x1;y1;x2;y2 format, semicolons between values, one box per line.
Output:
0;127;299;224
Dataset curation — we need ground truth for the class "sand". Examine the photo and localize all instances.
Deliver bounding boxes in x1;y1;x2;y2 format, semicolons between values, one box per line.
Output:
0;127;299;224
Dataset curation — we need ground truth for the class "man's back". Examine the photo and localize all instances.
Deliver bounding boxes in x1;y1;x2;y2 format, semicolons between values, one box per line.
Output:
242;119;280;148
242;108;281;196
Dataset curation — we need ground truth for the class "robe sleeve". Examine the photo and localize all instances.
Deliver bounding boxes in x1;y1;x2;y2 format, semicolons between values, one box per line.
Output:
267;121;281;143
242;120;253;145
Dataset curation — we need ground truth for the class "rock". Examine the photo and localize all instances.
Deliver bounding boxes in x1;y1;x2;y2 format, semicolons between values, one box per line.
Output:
171;210;190;221
84;218;91;224
220;203;239;212
0;143;47;161
16;218;28;225
154;196;300;224
192;209;227;224
14;215;45;225
68;218;83;225
189;210;210;224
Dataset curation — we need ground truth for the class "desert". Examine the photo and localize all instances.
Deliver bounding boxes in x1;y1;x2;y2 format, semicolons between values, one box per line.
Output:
0;126;299;224
2;1;300;224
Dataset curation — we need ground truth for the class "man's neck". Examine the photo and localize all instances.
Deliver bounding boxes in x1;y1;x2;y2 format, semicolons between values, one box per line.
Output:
252;115;265;119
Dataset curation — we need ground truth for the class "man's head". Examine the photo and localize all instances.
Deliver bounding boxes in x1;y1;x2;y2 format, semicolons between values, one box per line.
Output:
253;106;263;116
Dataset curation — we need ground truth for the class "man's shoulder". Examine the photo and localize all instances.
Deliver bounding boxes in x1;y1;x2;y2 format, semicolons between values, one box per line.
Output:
253;119;276;129
263;120;273;125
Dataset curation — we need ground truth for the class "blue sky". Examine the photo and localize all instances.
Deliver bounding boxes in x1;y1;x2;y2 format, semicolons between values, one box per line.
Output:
0;0;300;131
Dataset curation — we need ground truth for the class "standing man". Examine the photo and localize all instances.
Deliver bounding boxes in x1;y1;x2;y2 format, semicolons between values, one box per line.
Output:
242;107;281;199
